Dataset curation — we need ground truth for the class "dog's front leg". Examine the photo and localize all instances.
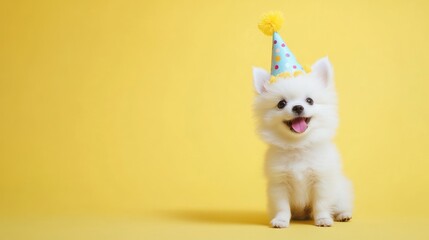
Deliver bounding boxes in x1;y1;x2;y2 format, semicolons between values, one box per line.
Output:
312;179;335;227
268;181;291;228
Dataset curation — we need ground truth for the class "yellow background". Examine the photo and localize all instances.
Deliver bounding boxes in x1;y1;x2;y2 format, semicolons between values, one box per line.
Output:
1;0;429;239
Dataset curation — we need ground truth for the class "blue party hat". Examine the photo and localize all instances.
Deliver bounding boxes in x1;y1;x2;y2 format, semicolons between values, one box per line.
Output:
258;12;306;82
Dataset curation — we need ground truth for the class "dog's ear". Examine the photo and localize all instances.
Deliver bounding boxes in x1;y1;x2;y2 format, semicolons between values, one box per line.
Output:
311;57;334;88
252;67;270;94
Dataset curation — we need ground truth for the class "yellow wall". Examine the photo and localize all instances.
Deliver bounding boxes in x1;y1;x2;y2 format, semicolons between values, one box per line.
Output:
1;0;429;218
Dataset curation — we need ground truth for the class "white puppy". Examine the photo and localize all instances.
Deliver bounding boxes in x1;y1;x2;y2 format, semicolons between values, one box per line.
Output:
252;57;353;228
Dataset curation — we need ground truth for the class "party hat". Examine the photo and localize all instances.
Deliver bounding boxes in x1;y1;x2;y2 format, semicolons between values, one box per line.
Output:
258;12;306;82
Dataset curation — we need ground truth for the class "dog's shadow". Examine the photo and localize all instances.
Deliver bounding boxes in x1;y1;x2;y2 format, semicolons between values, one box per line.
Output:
159;209;313;226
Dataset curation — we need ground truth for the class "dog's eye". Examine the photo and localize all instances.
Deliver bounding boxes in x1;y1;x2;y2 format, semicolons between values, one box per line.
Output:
306;97;314;105
277;99;287;109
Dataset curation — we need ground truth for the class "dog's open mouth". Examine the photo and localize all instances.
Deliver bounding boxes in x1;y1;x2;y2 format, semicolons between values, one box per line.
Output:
283;117;311;134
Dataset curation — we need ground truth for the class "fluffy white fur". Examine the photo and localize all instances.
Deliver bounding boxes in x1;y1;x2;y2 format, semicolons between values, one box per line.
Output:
253;57;353;228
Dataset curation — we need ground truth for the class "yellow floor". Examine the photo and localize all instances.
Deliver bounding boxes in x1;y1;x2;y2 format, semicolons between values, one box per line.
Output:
1;210;428;240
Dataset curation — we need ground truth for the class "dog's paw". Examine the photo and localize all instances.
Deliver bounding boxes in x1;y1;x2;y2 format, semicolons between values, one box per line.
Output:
334;212;352;222
271;217;290;228
315;218;333;227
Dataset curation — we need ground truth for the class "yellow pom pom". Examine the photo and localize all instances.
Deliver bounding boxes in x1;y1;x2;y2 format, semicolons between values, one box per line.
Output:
303;65;312;73
269;76;277;84
277;72;291;79
293;70;304;77
258;11;284;36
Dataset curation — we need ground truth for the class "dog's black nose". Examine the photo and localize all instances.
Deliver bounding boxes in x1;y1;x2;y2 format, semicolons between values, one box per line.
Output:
292;105;304;115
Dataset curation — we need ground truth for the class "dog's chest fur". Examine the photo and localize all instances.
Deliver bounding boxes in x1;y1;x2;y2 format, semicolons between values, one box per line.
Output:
266;147;328;208
283;155;316;208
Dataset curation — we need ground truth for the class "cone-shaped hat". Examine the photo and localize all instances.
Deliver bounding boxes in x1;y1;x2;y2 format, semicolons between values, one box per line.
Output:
258;12;305;80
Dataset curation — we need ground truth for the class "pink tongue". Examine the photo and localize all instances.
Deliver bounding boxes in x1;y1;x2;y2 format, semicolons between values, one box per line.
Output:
291;118;308;133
